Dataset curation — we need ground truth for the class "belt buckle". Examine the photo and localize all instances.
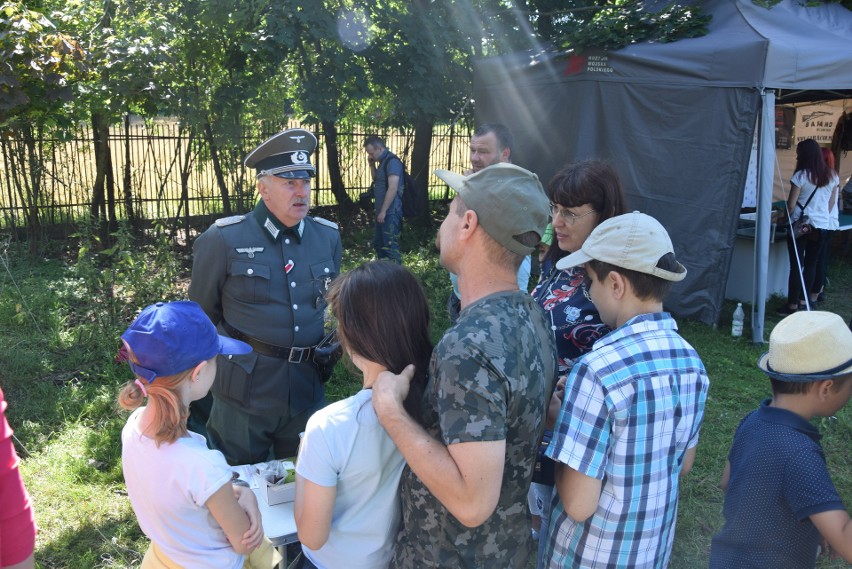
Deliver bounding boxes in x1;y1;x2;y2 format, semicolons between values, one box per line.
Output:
288;347;308;364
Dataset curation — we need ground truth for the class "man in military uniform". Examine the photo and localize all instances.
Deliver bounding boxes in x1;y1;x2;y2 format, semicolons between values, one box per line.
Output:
372;164;557;568
189;128;342;465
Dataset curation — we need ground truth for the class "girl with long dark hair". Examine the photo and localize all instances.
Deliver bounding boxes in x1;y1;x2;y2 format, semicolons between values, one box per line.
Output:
779;139;839;314
294;261;433;569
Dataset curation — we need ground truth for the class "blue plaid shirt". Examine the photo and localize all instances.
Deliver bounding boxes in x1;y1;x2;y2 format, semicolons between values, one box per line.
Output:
543;312;709;569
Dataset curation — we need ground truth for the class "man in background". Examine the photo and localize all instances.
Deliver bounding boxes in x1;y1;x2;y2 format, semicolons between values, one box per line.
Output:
464;123;513;175
447;123;530;322
364;136;404;264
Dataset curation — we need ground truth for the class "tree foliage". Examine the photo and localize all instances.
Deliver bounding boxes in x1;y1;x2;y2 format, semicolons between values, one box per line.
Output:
547;2;711;52
3;0;850;236
0;1;85;129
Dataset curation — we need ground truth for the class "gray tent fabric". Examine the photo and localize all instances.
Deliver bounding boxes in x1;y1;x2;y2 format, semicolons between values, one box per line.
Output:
473;0;852;329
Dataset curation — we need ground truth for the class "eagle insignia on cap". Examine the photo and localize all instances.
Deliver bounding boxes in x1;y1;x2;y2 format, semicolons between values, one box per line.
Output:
244;128;317;179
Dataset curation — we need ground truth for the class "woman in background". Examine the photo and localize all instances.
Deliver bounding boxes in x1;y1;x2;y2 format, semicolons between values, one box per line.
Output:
813;147;840;304
779;139;839;315
530;159;628;567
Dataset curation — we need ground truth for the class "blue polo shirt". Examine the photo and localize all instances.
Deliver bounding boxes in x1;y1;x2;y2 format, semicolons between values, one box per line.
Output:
374;150;403;211
710;400;845;569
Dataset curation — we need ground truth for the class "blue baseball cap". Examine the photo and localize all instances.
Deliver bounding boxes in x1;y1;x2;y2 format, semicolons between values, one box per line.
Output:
121;301;252;384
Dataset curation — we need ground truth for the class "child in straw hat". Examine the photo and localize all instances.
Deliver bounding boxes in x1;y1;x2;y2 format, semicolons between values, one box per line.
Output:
710;310;852;568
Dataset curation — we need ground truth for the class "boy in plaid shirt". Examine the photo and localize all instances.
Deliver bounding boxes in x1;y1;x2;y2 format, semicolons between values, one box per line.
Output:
542;212;709;568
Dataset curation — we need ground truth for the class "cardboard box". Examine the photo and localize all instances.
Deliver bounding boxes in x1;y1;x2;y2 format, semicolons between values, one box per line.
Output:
253;460;296;506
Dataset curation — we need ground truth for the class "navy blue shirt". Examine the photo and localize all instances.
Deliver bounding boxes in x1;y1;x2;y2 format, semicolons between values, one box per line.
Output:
710;400;844;569
373;149;403;211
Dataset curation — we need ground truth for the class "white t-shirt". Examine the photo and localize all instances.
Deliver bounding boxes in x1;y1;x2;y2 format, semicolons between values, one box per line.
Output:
829;174;841;230
121;408;241;569
296;389;405;569
791;170;840;230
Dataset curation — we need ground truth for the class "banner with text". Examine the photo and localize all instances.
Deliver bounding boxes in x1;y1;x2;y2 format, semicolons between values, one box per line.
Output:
795;104;843;144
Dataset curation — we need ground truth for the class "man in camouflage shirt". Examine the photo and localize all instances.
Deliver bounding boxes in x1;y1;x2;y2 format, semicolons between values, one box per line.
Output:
373;164;557;568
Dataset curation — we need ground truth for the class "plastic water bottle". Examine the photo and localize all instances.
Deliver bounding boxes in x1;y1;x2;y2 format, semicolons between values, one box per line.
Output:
731;303;745;337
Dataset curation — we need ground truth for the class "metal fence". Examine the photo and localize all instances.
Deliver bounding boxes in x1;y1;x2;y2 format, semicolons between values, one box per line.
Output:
0;119;474;231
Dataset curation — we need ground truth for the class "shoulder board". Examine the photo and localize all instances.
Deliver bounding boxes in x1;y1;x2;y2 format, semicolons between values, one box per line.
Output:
311;216;339;230
215;215;245;228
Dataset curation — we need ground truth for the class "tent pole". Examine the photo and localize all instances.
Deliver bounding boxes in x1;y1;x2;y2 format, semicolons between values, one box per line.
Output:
753;89;776;344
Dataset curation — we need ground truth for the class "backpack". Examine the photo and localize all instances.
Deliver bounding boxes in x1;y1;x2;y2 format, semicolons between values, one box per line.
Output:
381;153;422;219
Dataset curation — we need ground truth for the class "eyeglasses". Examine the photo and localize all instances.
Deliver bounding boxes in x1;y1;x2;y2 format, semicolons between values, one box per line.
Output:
550;203;596;225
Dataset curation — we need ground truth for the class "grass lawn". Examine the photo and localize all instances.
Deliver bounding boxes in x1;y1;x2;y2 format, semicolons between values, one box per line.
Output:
2;212;852;568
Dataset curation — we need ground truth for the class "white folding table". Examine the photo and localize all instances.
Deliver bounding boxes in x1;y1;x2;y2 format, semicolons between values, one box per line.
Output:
234;464;299;568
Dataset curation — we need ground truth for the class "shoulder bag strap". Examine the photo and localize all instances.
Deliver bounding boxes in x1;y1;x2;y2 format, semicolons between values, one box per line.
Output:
796;179;818;213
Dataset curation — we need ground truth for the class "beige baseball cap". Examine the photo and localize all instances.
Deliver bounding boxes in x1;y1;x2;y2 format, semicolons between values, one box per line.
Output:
556;211;687;281
434;164;550;256
758;311;852;382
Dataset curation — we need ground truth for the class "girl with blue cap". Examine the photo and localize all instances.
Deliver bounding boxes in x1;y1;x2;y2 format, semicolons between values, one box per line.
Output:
117;301;279;568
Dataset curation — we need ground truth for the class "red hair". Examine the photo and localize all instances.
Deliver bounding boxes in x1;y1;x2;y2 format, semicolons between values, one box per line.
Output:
117;343;193;445
821;147;836;172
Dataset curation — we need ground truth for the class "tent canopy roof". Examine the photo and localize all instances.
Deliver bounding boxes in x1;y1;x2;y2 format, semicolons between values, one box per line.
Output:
477;0;852;96
472;0;852;326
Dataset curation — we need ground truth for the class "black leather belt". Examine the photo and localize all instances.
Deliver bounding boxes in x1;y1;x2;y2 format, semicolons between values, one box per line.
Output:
222;321;314;364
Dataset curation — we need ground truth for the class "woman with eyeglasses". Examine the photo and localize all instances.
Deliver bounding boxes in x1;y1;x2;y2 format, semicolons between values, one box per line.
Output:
529;159;628;568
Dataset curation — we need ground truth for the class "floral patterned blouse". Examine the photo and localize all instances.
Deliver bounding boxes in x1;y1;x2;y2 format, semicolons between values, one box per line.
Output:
531;265;610;376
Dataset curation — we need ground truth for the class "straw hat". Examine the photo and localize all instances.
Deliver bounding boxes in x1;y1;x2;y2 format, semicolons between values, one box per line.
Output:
757;311;852;382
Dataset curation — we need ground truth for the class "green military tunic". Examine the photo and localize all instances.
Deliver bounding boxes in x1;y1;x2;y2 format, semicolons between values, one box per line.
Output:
189;200;342;461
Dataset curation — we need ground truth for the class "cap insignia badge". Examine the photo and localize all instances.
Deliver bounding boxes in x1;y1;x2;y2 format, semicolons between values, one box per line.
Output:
292;151;308;164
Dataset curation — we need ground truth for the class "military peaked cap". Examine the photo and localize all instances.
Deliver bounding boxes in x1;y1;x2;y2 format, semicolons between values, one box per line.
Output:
244;128;317;179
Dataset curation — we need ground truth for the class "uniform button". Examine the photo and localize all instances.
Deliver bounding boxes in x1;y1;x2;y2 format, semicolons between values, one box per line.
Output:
324;267;330;273
291;282;296;288
293;304;298;310
285;238;291;244
247;268;254;275
294;326;300;332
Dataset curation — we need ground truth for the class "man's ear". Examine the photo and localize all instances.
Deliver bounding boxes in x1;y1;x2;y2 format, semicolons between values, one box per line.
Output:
501;148;511;163
257;178;269;197
459;209;479;237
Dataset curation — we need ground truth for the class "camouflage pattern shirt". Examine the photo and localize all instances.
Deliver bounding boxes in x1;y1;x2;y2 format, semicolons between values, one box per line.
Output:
391;290;558;569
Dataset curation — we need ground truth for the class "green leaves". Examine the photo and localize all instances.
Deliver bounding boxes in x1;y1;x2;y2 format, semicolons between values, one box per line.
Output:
550;2;712;53
0;1;86;128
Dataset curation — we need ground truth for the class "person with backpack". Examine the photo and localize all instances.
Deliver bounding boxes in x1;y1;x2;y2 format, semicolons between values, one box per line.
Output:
364;136;404;264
